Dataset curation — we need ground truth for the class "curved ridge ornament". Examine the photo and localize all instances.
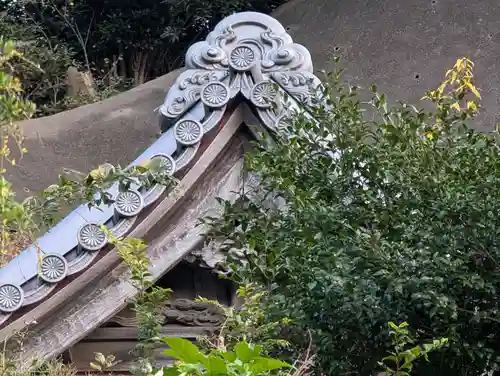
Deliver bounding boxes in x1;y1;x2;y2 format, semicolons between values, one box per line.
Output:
185;12;313;73
159;11;322;138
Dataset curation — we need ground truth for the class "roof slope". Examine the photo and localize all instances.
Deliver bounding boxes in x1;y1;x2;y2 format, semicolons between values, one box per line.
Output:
5;69;183;198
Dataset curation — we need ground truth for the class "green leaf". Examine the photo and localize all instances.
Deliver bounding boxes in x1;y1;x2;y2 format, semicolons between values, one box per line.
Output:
163;338;204;363
94;352;106;365
161;367;182;376
235;341;258;362
249;357;291;373
409;346;421;357
203;355;227;374
221;351;237;362
382;355;399;362
89;363;101;371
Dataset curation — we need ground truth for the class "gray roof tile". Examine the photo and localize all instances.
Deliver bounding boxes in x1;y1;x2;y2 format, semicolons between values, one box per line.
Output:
36;212;88;255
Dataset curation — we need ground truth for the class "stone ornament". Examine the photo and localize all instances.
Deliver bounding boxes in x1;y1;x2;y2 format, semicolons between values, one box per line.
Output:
174;119;204;146
275;114;292;130
78;222;108;251
162;70;229;119
40;254;68;283
0;283;24;313
159;11;322;136
185;12;313;73
114;190;144;217
271;72;319;105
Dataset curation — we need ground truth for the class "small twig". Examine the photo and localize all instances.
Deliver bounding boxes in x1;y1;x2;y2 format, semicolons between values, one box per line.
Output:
289;329;315;376
457;307;500;324
479;247;500;270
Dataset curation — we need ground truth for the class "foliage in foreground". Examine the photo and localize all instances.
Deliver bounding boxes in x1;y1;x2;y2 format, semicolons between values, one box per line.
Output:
0;35;485;376
206;57;500;375
161;338;291;376
108;231;172;376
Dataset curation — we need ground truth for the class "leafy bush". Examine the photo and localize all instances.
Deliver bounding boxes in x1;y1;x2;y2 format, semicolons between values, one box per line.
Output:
207;58;500;375
197;284;292;355
0;16;76;117
13;41;75;117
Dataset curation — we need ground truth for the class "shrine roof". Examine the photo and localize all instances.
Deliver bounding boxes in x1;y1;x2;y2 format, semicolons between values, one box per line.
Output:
0;11;321;344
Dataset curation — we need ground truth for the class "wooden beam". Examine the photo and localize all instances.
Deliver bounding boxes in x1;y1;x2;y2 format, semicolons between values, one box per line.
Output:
85;325;216;341
70;341;180;372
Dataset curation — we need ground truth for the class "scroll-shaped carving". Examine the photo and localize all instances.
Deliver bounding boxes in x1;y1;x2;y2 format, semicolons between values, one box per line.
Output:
271;71;322;105
105;298;225;328
185;13;312;73
163;299;225;326
162;70;229;118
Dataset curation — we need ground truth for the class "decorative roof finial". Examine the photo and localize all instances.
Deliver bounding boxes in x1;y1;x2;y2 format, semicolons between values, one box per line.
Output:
159;11;322;135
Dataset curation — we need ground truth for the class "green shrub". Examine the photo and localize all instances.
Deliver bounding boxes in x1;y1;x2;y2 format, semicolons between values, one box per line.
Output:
207;58;500;375
379;322;448;376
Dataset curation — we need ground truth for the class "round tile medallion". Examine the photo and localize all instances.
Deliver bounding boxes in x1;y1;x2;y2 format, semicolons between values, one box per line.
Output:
251;81;278;109
174;119;204;146
78;222;108;251
201;82;230;108
0;283;24;313
115;190;144;217
229;46;256;71
40;254;68;283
